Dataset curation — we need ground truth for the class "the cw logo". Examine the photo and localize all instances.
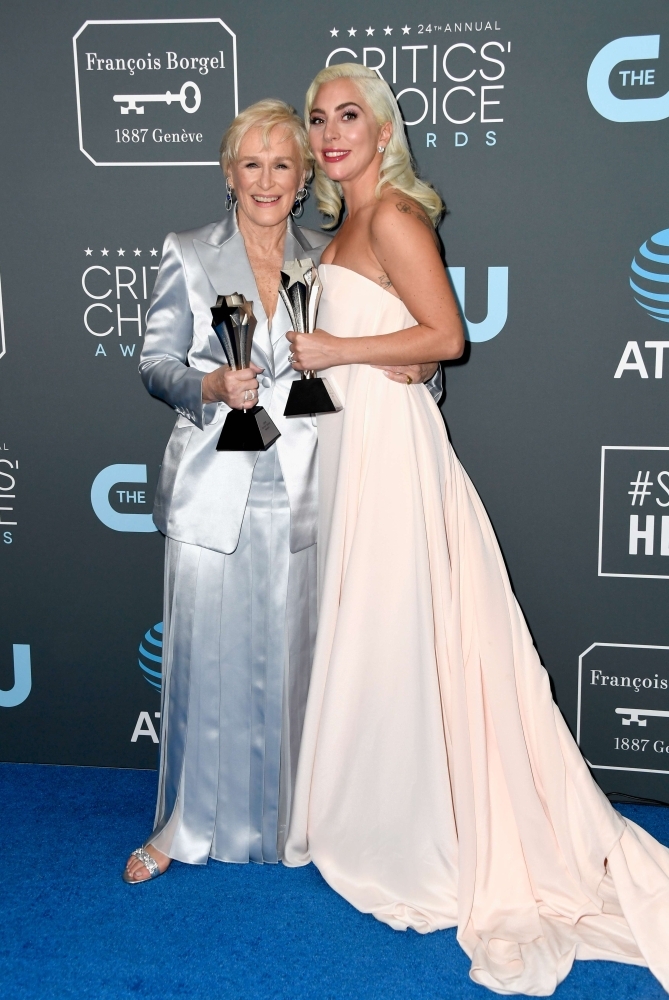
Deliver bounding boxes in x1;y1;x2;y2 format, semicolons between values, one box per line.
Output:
91;464;157;532
448;266;508;343
0;645;31;708
588;35;669;122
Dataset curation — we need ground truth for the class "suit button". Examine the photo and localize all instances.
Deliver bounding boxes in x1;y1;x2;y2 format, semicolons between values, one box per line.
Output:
261;377;272;389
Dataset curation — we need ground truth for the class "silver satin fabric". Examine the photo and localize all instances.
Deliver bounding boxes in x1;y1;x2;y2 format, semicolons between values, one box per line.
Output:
151;446;317;864
139;213;331;556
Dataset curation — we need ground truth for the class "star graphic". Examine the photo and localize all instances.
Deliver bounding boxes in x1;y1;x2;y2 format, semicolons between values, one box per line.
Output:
281;258;313;288
150;248;158;257
117;248;125;256
330;27;339;37
133;248;141;256
384;26;393;35
366;26;374;36
402;25;411;34
85;247;92;256
101;248;109;256
348;27;357;36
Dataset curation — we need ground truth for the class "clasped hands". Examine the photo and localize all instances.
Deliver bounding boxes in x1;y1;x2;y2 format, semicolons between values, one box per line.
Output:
287;328;439;387
201;332;439;411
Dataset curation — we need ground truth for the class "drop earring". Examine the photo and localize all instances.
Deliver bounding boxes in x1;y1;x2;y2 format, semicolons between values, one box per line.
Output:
291;187;307;218
225;179;234;211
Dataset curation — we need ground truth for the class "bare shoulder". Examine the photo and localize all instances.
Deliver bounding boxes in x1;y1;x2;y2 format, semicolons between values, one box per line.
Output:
370;190;438;249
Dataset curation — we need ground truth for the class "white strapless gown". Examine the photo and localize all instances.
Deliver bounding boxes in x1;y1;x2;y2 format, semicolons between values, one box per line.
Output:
284;264;669;995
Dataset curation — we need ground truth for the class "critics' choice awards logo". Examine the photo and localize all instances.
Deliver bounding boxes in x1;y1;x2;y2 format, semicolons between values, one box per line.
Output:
578;644;669;776
81;245;160;356
73;19;238;165
614;227;669;380
0;445;17;545
598;446;669;579
325;20;509;147
588;34;669;123
91;464;157;533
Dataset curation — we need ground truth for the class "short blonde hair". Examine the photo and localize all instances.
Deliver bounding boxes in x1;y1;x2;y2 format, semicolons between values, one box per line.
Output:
305;64;443;228
219;98;313;178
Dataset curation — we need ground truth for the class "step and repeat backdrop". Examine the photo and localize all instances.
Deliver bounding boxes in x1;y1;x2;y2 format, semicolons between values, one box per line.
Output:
1;0;668;798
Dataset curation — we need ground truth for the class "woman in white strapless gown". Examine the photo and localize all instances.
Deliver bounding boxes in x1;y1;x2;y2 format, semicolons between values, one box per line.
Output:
284;64;669;996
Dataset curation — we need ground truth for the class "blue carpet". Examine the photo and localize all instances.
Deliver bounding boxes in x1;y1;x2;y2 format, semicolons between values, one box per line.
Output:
0;763;666;999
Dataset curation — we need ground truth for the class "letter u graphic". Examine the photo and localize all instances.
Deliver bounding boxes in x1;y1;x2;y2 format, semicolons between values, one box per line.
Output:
0;644;31;707
447;267;508;343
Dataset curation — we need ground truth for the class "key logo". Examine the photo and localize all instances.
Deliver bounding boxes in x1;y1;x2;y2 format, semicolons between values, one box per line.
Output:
598;446;669;579
587;34;669;122
73;18;238;166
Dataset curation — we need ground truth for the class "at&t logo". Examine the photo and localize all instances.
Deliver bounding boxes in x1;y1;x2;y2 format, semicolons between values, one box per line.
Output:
132;622;163;744
139;622;163;691
614;227;669;380
630;227;669;324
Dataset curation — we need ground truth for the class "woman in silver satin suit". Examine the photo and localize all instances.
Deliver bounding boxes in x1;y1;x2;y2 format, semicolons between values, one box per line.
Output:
123;99;441;882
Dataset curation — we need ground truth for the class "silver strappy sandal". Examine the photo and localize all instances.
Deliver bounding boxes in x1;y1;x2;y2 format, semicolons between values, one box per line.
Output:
122;847;164;884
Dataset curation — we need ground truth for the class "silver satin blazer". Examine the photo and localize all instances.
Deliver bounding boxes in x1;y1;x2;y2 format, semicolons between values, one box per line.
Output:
140;211;443;555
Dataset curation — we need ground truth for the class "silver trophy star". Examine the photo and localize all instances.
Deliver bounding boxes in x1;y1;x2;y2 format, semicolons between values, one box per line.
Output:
279;258;342;417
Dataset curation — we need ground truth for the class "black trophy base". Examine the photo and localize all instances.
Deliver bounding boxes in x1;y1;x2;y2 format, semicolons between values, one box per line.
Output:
283;377;343;417
216;406;281;451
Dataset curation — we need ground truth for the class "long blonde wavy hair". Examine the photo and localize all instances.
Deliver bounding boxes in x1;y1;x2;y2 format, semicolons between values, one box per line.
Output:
305;63;443;228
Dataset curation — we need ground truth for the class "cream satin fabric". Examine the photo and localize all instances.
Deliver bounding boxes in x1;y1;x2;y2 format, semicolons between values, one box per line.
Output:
285;264;669;995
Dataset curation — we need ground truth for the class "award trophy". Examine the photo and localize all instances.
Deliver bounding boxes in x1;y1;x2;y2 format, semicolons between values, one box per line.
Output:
280;258;342;417
210;294;281;451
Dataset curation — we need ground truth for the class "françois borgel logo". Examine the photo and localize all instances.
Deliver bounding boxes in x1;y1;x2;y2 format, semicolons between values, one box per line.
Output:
578;643;669;777
73;19;238;166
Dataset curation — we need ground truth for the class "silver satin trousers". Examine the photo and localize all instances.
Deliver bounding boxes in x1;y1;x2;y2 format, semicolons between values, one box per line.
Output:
150;448;317;864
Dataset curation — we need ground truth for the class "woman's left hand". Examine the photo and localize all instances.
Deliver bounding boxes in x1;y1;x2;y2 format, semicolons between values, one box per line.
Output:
372;362;439;385
286;329;343;372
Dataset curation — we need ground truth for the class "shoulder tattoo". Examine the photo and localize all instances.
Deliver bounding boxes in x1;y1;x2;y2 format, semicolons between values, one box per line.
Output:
396;200;433;231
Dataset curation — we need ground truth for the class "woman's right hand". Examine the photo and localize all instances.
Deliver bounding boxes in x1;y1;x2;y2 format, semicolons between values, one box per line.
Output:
202;363;264;409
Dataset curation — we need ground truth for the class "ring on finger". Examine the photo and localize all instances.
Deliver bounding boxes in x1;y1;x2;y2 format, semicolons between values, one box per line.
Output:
243;389;256;402
406;374;413;385
288;352;295;363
